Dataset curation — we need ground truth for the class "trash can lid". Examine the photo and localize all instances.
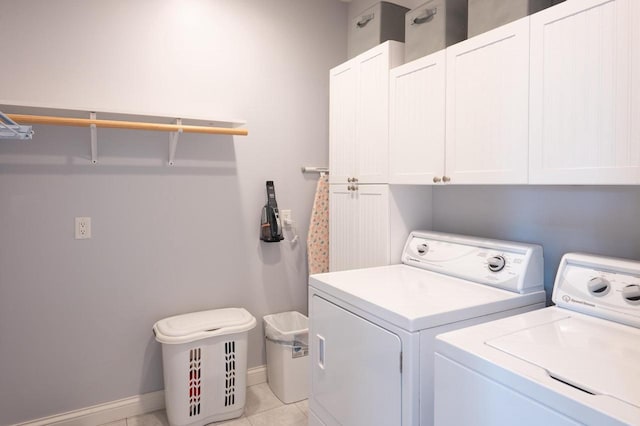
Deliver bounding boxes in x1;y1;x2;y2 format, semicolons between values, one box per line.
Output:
153;308;256;344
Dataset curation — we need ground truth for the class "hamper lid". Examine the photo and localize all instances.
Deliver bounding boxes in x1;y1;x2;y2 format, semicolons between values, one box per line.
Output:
153;307;256;344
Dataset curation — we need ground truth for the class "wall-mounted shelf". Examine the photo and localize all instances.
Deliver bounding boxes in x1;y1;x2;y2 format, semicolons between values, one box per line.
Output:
0;102;248;165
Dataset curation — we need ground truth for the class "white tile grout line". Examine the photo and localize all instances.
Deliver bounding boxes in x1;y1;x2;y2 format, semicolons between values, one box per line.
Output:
121;392;308;425
243;402;308;426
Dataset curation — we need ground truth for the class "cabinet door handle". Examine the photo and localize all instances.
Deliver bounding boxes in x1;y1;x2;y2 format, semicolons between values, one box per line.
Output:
317;334;326;370
352;177;358;183
356;13;374;28
442;176;451;183
433;176;442;183
347;177;353;183
412;7;437;25
353;185;358;191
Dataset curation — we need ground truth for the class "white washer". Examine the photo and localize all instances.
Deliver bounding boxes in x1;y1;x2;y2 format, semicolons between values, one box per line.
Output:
308;231;546;426
434;253;640;426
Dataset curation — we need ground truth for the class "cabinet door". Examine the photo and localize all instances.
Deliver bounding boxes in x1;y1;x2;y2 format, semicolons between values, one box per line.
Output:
529;0;639;184
310;295;402;426
389;51;446;184
357;185;390;268
329;185;358;272
329;185;389;271
355;43;403;184
445;18;530;184
633;1;640;183
329;60;357;184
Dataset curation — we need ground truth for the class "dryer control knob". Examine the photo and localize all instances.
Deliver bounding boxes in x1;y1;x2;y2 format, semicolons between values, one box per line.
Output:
587;277;610;296
416;243;429;256
622;284;640;304
487;255;506;272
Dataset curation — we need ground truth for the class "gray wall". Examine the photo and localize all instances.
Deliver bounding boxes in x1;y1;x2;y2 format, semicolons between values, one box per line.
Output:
0;1;347;424
432;186;640;303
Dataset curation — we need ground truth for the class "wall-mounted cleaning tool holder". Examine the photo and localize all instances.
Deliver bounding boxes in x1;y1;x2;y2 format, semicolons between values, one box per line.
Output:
260;181;284;243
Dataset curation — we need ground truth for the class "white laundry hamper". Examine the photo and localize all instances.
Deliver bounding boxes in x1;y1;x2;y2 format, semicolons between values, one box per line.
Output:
153;308;256;426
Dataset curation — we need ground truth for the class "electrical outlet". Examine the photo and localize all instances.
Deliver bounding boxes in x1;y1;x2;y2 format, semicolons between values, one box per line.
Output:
75;217;91;239
280;209;292;225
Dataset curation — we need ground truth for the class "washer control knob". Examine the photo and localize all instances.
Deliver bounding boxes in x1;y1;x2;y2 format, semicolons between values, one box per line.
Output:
622;284;640;304
416;243;429;256
487;255;506;272
587;277;610;296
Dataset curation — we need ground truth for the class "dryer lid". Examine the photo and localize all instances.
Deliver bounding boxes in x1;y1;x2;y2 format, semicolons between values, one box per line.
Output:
486;316;640;408
309;264;545;332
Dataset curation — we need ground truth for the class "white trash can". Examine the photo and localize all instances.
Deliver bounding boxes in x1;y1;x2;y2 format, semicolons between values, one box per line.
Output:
263;311;309;403
153;308;256;426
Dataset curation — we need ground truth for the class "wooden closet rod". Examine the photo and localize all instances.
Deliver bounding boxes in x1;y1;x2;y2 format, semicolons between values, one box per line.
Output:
6;114;248;136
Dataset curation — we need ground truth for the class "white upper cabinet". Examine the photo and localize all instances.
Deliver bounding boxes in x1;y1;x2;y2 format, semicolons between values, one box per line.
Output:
389;51;446;184
529;0;640;184
330;42;404;184
389;19;530;185
445;17;530;184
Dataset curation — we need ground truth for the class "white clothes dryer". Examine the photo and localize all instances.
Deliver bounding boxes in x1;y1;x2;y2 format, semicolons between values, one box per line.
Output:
434;252;640;426
308;231;546;426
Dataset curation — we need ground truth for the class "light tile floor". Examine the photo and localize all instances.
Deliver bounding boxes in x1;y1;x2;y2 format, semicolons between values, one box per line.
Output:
102;383;308;426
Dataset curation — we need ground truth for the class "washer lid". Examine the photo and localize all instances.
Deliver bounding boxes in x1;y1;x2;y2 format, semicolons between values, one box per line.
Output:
486;316;640;408
153;308;256;344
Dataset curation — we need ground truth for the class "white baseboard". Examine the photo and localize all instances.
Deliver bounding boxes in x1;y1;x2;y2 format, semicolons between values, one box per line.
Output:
13;366;267;426
13;391;165;426
247;364;267;386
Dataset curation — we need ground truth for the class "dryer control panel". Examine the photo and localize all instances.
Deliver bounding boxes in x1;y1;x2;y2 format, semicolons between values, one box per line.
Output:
553;253;640;328
402;231;544;294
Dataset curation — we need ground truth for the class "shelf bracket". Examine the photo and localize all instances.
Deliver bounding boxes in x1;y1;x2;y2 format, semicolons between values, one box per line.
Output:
168;118;183;166
0;111;34;140
89;112;98;164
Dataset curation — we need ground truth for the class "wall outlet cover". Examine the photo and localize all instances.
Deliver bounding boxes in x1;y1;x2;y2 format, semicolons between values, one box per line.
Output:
75;217;92;239
280;209;292;225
